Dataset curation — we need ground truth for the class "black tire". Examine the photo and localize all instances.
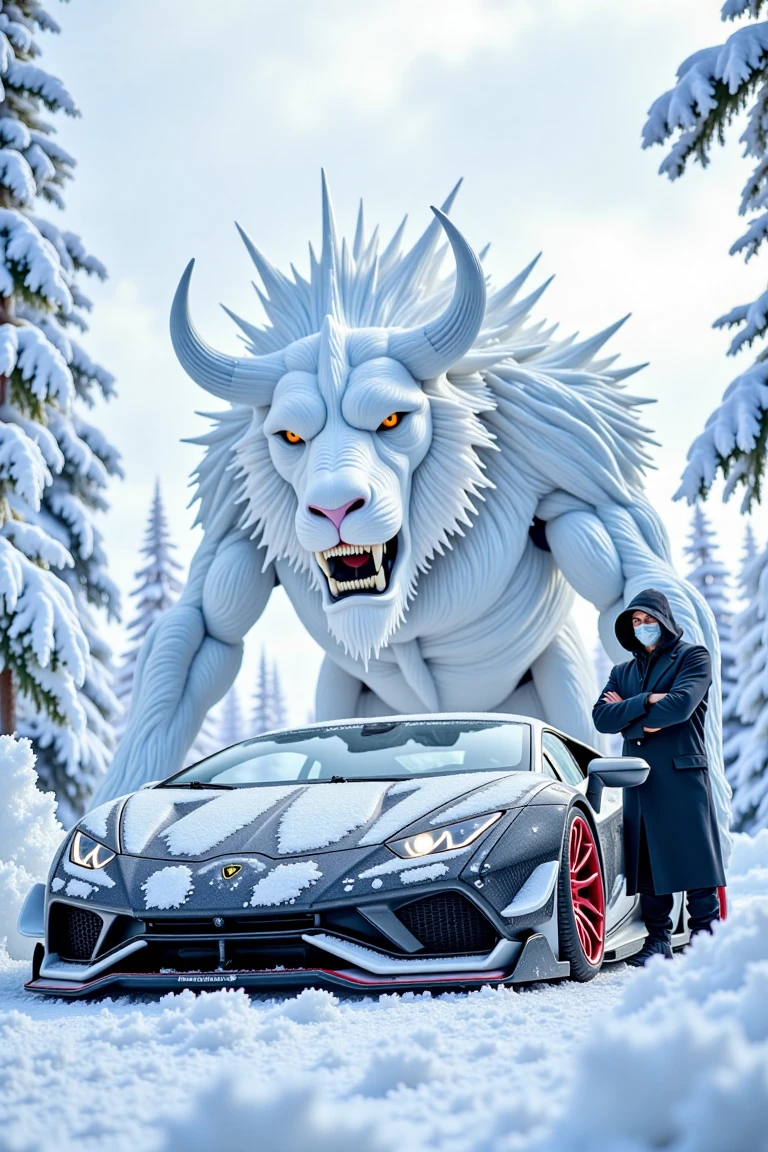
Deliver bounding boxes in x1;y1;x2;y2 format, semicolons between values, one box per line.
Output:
557;807;605;982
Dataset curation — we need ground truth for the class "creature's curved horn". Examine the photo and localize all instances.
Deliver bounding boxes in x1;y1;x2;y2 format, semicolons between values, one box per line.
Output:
387;208;486;379
170;260;285;404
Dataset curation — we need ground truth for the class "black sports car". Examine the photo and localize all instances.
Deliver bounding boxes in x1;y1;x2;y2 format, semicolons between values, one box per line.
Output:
19;713;693;997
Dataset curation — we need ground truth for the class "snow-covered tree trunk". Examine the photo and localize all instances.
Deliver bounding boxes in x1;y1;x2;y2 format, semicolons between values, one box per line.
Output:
0;2;119;820
644;3;768;508
115;482;183;735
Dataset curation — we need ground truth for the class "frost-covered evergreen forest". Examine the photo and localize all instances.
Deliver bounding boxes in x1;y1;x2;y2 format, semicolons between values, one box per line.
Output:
4;3;768;1151
0;0;119;822
645;0;768;509
644;0;768;834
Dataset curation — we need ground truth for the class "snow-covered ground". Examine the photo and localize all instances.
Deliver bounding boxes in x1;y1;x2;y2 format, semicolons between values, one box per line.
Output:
2;741;768;1151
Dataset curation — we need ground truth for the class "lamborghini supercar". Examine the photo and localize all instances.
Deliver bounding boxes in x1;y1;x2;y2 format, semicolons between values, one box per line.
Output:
19;714;694;997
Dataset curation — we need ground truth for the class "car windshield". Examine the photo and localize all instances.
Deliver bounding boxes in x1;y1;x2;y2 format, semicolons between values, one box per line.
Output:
162;719;530;787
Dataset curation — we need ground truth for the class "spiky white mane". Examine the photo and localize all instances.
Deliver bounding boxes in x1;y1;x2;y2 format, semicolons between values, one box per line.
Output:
189;180;657;663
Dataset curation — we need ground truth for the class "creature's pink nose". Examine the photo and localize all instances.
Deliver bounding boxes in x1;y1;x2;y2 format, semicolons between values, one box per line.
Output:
308;497;365;532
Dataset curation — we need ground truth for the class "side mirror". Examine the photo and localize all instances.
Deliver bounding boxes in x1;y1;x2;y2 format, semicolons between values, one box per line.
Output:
585;757;650;812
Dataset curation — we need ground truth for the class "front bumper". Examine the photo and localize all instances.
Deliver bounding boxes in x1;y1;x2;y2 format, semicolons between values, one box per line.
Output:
27;797;568;998
25;931;569;997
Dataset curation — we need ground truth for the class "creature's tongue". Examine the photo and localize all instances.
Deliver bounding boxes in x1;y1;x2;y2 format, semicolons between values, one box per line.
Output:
342;554;369;569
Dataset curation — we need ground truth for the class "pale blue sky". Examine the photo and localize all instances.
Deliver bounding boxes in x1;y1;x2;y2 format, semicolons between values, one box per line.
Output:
40;0;758;723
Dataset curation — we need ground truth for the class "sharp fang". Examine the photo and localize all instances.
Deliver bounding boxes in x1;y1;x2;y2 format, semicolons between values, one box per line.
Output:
328;577;339;597
315;552;331;577
375;566;386;591
372;544;383;571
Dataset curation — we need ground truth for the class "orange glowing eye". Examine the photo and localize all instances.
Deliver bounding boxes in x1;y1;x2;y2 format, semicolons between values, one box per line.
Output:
281;430;303;444
378;413;402;430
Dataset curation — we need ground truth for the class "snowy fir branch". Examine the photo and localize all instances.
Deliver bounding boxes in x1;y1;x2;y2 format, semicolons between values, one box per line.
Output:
645;10;768;506
0;0;120;815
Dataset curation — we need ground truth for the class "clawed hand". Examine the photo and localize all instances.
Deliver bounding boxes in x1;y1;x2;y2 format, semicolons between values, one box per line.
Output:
602;690;623;704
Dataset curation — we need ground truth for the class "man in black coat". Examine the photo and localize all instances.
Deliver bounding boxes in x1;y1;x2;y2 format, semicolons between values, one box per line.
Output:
592;588;726;966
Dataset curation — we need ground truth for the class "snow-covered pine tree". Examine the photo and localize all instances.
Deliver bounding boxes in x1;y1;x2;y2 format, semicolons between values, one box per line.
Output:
271;660;288;731
217;683;245;748
644;2;768;508
250;649;272;737
183;709;218;766
724;522;760;787
726;534;768;830
0;2;119;819
684;504;737;750
114;482;182;733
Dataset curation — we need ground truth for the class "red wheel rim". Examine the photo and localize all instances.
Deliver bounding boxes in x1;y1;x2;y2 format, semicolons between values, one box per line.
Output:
569;815;605;966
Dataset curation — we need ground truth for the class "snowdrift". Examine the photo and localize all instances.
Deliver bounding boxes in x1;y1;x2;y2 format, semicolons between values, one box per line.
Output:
0;735;63;960
153;832;768;1151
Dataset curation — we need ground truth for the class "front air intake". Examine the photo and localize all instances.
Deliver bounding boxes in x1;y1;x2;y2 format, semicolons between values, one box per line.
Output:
396;892;498;955
50;903;103;961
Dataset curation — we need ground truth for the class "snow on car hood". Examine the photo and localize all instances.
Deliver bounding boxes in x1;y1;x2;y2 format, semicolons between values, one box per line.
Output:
115;771;544;862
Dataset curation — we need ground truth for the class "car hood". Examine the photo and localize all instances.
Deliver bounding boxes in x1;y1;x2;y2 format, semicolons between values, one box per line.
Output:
80;771;545;863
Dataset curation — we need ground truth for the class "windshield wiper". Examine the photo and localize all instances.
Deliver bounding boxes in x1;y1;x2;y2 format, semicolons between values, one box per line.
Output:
166;780;235;791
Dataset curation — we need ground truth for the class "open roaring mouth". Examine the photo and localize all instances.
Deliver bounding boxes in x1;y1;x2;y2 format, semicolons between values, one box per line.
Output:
315;535;399;599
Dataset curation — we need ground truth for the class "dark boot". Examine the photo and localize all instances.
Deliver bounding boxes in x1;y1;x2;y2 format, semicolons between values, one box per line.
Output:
626;936;673;967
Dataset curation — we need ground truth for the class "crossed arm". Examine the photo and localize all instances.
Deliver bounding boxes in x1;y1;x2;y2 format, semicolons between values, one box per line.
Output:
592;672;667;737
592;646;711;739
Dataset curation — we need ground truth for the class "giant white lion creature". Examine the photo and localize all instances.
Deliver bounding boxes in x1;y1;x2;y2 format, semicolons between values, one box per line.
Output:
95;177;731;854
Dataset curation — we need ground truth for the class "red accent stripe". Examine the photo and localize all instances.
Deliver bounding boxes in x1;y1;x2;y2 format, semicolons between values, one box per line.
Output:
26;966;510;993
717;886;728;921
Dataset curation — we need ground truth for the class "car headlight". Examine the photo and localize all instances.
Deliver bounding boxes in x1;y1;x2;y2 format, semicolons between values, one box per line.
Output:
387;811;503;859
69;830;116;870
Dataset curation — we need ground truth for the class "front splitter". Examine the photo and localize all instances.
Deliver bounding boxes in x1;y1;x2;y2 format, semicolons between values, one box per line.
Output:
24;934;570;998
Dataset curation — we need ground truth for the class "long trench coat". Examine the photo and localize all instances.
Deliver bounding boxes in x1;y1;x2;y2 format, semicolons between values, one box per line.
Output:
592;589;725;895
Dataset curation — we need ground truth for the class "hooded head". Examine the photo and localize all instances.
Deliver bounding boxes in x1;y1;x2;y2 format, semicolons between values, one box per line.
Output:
614;589;683;654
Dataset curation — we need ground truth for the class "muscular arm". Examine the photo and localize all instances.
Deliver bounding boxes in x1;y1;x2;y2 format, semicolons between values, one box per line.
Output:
91;526;276;803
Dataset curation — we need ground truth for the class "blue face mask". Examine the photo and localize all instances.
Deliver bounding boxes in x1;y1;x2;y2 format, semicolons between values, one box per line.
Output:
634;622;661;647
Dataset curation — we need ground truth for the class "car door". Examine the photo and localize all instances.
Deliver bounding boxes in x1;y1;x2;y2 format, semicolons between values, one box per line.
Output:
542;730;635;934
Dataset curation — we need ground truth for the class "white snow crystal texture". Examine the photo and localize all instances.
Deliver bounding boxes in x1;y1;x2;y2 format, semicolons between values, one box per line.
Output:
248;861;322;907
277;781;389;854
142;865;194;910
162;786;300;857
